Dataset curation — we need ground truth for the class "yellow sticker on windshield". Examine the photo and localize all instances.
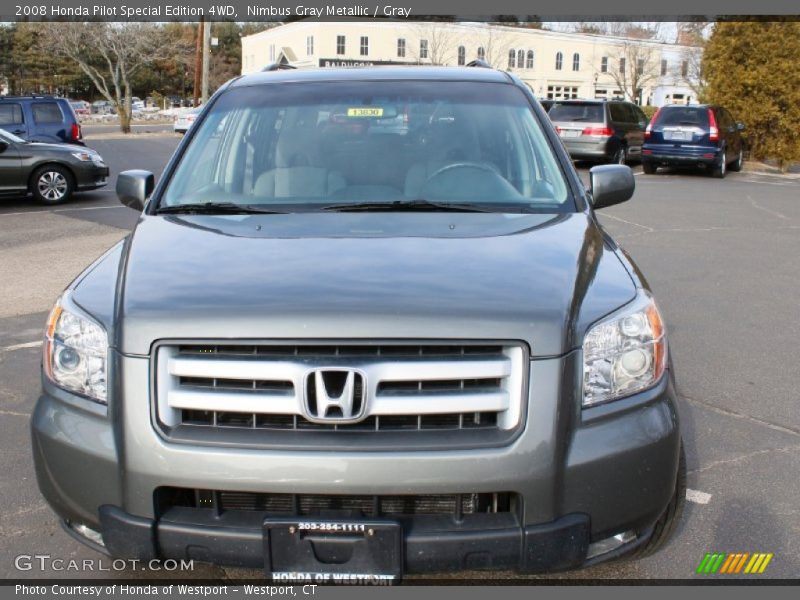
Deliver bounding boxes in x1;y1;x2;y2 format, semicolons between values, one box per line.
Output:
347;107;384;118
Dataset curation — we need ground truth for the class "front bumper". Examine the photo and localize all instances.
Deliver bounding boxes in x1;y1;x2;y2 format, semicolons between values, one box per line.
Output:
74;163;110;191
32;352;680;574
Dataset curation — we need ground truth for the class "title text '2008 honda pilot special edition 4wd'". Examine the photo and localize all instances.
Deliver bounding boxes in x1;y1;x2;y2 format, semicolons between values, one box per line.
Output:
32;65;684;581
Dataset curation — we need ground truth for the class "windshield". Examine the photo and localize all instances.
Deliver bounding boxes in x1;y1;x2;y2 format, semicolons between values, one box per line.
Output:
0;128;25;144
548;102;604;123
161;81;573;213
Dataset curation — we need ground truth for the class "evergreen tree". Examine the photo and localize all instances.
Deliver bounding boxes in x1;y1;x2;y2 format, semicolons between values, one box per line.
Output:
703;21;800;170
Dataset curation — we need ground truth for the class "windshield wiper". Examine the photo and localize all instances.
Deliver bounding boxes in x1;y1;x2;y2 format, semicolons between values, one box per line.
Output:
156;202;290;215
320;199;496;213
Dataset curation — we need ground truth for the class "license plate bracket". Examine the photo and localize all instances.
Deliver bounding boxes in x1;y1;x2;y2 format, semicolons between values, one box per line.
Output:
264;518;402;584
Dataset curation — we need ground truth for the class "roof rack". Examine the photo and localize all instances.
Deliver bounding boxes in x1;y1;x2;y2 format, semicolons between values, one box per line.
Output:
262;63;297;72
466;59;491;69
0;94;58;100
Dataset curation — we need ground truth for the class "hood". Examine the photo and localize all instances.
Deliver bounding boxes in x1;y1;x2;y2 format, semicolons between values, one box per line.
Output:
109;212;636;357
27;142;88;154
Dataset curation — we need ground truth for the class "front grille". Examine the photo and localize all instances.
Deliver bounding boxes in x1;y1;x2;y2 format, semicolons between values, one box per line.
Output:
181;409;498;431
155;342;526;441
157;487;515;518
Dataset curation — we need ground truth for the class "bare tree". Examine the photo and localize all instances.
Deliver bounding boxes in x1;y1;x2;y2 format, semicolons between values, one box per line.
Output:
38;23;189;133
471;24;517;69
678;45;707;102
604;40;661;103
409;22;458;65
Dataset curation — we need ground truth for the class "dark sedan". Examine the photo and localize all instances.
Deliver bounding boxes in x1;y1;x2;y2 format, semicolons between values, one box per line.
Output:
0;128;109;204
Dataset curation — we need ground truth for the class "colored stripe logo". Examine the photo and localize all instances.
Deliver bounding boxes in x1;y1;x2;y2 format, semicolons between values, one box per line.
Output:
696;552;773;574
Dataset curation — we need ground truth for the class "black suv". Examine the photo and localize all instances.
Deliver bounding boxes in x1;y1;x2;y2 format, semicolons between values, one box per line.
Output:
548;99;649;164
0;96;84;145
642;104;745;178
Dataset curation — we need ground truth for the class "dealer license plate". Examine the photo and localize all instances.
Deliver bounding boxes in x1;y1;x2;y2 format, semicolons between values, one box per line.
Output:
263;518;402;585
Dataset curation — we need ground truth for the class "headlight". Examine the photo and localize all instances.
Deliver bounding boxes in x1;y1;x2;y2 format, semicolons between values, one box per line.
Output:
71;151;94;161
44;295;108;403
582;292;667;407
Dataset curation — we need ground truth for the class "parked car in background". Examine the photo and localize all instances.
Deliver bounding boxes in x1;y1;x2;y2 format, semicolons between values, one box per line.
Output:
642;104;745;178
173;106;201;134
132;97;145;112
548;99;648;164
70;100;91;118
0;128;108;204
91;100;115;115
0;96;83;145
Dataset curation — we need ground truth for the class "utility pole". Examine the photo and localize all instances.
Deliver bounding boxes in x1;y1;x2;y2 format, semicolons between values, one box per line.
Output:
193;16;203;107
201;19;211;104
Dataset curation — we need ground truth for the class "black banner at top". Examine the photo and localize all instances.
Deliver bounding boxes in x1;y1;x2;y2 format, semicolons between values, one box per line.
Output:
2;0;800;21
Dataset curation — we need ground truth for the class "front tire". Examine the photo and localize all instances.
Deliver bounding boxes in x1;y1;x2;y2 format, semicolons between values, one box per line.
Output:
31;165;74;205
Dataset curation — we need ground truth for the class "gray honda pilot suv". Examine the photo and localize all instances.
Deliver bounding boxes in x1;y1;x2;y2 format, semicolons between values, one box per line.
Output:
32;65;684;579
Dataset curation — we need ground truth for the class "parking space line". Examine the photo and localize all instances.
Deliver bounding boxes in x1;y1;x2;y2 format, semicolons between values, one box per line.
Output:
0;205;125;217
686;489;712;505
2;340;42;352
0;409;29;418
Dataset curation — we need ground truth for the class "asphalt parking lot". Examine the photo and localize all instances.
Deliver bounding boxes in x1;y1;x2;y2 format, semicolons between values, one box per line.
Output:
1;126;798;581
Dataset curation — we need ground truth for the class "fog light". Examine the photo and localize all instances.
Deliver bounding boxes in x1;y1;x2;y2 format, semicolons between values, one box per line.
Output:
586;530;636;559
68;521;105;547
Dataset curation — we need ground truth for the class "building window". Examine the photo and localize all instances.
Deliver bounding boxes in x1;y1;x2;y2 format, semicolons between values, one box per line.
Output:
517;49;524;68
419;39;428;59
637;58;645;75
547;85;579;100
555;52;563;70
336;35;345;55
397;38;406;58
360;36;369;56
477;47;485;61
572;53;580;71
681;60;689;77
526;50;534;69
600;56;608;73
619;57;626;74
457;46;465;66
508;49;516;68
661;59;668;76
306;36;314;56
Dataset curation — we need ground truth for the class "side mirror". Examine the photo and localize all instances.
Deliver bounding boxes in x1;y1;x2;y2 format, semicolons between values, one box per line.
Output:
736;122;746;131
116;170;154;211
589;164;635;209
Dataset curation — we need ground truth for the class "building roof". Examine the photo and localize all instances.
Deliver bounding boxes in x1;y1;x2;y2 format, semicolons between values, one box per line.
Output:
230;65;513;87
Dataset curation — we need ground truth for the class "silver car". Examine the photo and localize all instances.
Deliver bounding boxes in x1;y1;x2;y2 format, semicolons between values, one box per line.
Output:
32;66;683;579
549;99;649;164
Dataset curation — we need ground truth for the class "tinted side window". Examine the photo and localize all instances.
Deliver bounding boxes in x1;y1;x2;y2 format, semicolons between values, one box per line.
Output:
608;103;627;123
32;102;64;124
0;103;23;125
633;106;648;126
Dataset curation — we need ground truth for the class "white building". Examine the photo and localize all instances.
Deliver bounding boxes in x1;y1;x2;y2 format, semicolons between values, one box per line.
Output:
241;21;701;107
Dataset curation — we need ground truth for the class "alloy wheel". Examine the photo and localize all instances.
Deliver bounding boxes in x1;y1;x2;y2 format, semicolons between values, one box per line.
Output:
37;171;68;201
